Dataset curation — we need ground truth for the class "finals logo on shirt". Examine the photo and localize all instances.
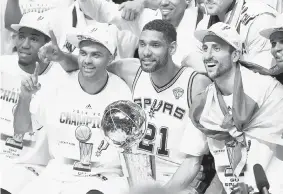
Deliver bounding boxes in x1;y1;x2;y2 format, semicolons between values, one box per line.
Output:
58;109;109;174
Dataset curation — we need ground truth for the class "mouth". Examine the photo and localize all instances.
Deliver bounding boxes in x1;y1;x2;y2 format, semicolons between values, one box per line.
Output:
83;66;96;72
205;61;217;68
160;8;173;15
141;59;155;66
19;51;31;57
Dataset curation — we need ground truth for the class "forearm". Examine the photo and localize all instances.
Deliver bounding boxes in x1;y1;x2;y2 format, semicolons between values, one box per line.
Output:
13;95;33;135
143;0;161;10
5;0;22;31
165;156;202;191
59;52;79;72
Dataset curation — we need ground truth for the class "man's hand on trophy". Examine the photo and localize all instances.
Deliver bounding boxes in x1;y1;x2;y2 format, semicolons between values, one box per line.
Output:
38;30;64;64
20;62;41;97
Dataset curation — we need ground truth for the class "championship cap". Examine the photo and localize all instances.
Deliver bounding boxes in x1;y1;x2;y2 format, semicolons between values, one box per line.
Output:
195;22;242;51
260;14;283;39
67;24;117;56
11;12;50;38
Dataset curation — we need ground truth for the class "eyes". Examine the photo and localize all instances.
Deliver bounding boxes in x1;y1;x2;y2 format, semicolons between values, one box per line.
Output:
202;44;221;52
139;41;161;48
270;40;283;48
79;50;102;58
18;35;39;42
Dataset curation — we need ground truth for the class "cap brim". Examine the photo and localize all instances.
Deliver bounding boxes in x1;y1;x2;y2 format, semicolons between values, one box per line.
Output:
11;24;50;38
260;28;283;39
194;29;211;43
67;33;112;55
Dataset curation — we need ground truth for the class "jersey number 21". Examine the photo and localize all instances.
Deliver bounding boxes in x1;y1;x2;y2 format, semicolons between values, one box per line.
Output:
138;122;169;157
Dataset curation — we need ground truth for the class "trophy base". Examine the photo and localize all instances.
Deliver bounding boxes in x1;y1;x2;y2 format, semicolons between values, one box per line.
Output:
5;137;23;150
73;161;91;172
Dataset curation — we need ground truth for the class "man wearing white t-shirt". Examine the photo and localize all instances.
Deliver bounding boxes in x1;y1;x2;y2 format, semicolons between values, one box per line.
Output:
78;0;202;66
0;12;67;194
188;22;283;194
14;25;132;194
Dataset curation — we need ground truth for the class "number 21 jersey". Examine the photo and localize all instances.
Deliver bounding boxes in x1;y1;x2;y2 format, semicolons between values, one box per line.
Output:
132;66;208;184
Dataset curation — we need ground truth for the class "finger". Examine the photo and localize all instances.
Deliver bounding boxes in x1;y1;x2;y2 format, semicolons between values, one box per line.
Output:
33;62;40;80
124;10;131;21
121;8;126;20
24;79;33;91
36;83;41;90
129;11;135;21
30;76;38;90
49;30;58;46
118;3;125;11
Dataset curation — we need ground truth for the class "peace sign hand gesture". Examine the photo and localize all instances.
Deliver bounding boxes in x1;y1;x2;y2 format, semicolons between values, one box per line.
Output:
38;30;64;63
20;62;41;97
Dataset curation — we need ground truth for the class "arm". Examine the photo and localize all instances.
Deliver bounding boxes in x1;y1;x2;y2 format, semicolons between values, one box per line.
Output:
191;73;211;102
182;48;207;74
165;155;203;192
244;13;276;69
38;30;79;72
14;63;41;135
107;58;140;91
4;0;22;31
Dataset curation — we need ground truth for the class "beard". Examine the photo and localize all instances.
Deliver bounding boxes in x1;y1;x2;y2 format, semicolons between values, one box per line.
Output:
140;52;169;73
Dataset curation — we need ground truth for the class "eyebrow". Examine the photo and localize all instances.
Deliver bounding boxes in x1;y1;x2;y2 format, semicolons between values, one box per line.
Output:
31;33;40;37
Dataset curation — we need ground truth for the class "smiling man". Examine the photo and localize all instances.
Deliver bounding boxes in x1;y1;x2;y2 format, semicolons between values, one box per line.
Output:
260;14;283;84
13;24;132;194
108;19;212;194
184;0;278;73
189;22;283;194
0;12;66;194
77;0;202;66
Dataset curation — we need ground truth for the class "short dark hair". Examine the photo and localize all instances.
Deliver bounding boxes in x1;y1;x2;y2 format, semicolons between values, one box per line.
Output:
142;19;177;43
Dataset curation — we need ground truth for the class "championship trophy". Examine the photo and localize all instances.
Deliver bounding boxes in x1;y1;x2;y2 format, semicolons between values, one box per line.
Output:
73;125;93;172
101;100;155;186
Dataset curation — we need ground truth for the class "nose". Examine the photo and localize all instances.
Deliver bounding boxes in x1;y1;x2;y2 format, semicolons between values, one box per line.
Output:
21;37;31;49
160;0;170;6
141;45;152;58
203;47;213;61
84;55;92;65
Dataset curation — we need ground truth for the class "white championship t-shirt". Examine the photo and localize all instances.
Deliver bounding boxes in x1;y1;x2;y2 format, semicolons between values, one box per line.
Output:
31;71;132;181
0;55;65;165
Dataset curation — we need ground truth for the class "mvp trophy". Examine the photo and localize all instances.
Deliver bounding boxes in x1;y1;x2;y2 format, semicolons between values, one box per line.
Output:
101;100;155;187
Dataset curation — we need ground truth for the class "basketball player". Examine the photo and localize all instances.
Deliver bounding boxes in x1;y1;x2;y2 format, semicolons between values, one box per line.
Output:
189;22;283;194
107;19;211;194
78;0;202;66
14;25;132;194
260;13;283;84
183;0;278;72
0;12;66;194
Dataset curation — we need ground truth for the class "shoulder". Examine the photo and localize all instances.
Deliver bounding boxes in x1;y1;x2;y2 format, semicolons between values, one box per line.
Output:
192;73;212;90
0;54;19;73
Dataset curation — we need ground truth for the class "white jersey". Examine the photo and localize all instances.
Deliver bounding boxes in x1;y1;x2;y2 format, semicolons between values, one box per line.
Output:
0;55;63;165
32;71;131;181
132;66;208;184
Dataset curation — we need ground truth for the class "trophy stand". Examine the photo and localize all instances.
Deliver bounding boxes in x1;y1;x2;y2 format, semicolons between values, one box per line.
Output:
123;148;156;186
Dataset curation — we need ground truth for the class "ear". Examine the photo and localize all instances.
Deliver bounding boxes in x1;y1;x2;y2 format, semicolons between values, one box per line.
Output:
231;50;240;63
169;41;177;55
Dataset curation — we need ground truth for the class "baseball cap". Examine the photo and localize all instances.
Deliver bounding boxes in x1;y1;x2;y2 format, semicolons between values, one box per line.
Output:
67;24;117;56
260;14;283;39
11;12;50;38
195;22;242;51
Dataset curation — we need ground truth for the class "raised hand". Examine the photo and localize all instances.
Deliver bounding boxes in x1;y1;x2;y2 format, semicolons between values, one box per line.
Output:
118;0;144;21
20;62;41;97
38;30;64;64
